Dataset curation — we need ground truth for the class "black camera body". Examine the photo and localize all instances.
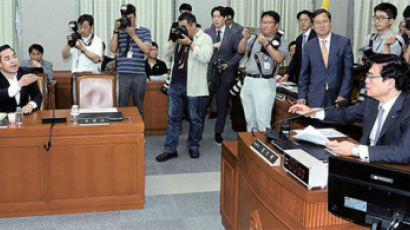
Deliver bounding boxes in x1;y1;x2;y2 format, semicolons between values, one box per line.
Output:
230;70;245;97
406;19;410;30
352;46;375;74
170;26;188;42
119;5;132;30
68;21;81;48
160;77;171;95
213;58;225;76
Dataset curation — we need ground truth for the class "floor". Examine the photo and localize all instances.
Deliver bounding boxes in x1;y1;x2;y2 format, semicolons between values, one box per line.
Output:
0;116;238;230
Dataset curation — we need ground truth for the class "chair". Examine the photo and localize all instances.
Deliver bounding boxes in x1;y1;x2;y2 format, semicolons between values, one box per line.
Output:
33;73;55;110
72;72;118;108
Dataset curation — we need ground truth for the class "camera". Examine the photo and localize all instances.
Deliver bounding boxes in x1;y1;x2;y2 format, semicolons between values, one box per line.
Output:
213;58;225;76
119;5;131;30
352;46;375;74
170;26;188;42
230;70;245;97
160;77;171;95
406;19;410;30
68;21;81;48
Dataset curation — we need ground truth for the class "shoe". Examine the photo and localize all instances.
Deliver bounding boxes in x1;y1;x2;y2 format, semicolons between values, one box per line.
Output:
215;133;223;145
156;151;178;162
189;149;200;158
208;112;217;119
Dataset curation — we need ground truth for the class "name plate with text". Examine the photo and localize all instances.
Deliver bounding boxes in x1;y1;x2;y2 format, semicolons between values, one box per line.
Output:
250;139;281;166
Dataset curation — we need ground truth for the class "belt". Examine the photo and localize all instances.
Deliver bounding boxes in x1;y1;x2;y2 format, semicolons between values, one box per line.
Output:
246;73;273;79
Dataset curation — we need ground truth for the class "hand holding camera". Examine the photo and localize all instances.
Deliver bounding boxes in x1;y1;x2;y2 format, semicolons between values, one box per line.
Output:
67;21;81;48
177;33;191;46
242;27;250;40
170;25;188;43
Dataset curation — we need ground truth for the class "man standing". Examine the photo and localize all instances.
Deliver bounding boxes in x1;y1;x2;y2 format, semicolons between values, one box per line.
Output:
289;54;410;164
20;44;54;81
62;14;103;73
238;11;288;132
110;4;151;117
224;7;243;34
205;6;243;144
298;9;353;107
0;45;42;113
363;3;404;56
280;10;316;83
156;13;213;162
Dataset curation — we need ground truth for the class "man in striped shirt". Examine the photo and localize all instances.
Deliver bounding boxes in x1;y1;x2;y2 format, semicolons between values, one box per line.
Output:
110;4;151;117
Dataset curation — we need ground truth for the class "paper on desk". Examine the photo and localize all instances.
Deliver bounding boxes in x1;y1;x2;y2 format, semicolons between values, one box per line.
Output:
293;125;330;146
79;107;118;113
316;128;346;138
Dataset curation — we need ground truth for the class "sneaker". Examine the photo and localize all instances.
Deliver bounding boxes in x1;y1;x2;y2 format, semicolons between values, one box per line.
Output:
215;133;223;145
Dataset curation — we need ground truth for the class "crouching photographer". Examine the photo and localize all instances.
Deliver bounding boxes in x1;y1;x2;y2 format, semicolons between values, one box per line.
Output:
62;14;103;73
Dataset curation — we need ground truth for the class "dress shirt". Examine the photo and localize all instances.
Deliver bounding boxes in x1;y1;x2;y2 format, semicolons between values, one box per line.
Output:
70;33;103;73
215;25;225;42
318;33;331;54
1;71;37;110
302;28;312;49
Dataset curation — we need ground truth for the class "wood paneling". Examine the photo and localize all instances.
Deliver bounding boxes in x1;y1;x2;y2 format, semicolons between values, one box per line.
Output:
0;107;145;218
142;81;168;135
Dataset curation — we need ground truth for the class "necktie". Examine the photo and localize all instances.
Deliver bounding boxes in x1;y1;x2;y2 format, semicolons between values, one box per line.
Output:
321;39;328;68
216;30;221;42
373;106;384;145
302;34;307;47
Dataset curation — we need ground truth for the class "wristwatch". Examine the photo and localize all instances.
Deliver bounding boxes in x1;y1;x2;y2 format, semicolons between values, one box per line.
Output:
352;144;360;157
113;30;119;34
264;41;271;49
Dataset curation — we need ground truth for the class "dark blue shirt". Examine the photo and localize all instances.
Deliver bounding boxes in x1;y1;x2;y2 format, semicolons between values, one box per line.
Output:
171;45;189;86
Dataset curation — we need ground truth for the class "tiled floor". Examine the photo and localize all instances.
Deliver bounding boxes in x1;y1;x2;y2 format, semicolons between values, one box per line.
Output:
0;116;237;230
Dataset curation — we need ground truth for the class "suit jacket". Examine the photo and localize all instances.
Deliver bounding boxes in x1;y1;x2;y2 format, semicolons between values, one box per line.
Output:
205;25;243;89
286;30;316;83
325;92;410;164
0;69;42;113
298;33;353;107
229;22;243;35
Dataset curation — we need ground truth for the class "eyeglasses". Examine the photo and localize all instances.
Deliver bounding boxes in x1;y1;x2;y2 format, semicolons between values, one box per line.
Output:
313;19;329;26
366;73;383;80
373;15;391;21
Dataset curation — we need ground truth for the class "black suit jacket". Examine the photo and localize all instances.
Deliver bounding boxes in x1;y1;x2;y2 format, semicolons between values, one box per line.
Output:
325;92;410;164
0;69;42;112
286;29;316;83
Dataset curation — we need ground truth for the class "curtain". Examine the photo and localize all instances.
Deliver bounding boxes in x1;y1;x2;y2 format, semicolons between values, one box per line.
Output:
353;0;408;62
0;0;16;48
79;0;173;60
231;0;314;65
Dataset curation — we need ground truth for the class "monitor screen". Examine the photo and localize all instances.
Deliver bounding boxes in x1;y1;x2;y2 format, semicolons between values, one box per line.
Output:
328;156;410;229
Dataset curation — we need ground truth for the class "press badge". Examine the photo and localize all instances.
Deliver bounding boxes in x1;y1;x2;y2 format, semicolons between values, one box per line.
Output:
127;51;133;59
264;61;271;69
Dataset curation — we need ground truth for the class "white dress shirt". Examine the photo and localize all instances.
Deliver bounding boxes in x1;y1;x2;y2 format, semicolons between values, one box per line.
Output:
70;33;103;73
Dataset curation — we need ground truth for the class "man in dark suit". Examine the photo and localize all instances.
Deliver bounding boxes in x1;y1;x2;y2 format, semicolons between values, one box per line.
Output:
0;44;42;113
280;10;316;83
290;54;410;164
297;9;353;107
224;7;243;34
204;6;243;144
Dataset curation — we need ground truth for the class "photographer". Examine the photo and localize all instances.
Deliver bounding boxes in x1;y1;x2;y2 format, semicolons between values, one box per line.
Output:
62;14;103;73
156;12;213;162
110;4;151;117
204;6;243;144
237;11;288;132
402;5;410;63
362;3;404;56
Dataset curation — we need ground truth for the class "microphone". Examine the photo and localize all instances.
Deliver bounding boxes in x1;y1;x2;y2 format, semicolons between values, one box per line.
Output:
268;99;349;141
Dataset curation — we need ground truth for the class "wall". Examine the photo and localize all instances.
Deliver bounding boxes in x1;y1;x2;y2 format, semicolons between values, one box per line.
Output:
314;0;350;37
20;0;79;71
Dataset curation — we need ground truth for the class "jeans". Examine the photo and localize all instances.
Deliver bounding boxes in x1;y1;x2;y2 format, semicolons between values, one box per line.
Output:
118;72;147;118
164;82;207;152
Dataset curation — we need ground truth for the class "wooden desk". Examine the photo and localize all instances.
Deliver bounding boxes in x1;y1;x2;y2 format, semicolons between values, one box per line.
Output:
0;107;145;218
220;132;367;230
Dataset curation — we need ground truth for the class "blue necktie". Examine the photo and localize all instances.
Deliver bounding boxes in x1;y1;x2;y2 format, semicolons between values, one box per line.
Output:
216;30;221;42
302;34;307;47
373;106;384;145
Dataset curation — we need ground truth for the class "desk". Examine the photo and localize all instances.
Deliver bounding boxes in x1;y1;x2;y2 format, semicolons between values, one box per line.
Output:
220;132;367;229
0;107;145;218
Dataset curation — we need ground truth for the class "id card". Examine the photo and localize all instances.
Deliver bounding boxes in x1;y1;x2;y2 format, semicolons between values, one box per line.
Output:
127;51;133;59
264;61;271;69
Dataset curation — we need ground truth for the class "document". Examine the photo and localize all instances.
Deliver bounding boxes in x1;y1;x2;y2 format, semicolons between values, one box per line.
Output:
79;107;118;114
293;125;330;146
316;128;346;138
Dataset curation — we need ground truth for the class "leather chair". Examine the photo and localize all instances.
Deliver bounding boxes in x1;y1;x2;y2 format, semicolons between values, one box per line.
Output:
72;72;118;108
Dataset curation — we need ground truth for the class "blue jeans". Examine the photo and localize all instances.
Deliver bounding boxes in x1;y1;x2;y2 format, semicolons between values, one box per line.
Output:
164;82;206;152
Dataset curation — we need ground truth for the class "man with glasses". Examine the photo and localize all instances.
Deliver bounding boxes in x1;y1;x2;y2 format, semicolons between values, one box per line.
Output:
289;53;410;164
363;2;404;56
224;7;243;34
238;10;288;132
280;10;316;83
297;9;353;108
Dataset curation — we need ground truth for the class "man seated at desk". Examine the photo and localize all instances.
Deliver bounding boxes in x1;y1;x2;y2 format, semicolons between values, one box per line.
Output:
0;44;42;113
145;41;168;81
20;43;54;81
289;53;410;164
